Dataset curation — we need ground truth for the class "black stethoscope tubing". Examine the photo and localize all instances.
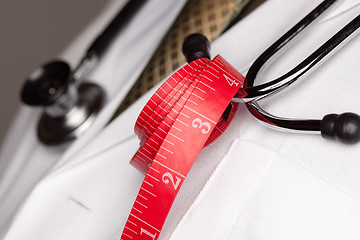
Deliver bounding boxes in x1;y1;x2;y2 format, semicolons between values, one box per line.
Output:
233;0;360;143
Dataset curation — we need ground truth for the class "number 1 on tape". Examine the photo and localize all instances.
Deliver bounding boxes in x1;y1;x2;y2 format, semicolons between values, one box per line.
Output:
120;55;245;240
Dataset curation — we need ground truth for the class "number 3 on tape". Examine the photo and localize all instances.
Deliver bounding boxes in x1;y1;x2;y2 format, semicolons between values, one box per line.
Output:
120;55;245;240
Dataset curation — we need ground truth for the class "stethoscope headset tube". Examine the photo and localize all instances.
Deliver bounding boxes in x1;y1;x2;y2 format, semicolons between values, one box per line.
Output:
183;0;360;144
238;0;360;143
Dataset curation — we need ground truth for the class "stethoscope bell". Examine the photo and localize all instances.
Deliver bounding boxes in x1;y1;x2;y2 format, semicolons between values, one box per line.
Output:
21;60;104;145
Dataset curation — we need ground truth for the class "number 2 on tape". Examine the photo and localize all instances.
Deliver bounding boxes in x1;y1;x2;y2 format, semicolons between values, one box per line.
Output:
120;55;245;240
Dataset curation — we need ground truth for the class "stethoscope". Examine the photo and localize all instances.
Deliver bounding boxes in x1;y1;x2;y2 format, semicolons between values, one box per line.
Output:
20;0;360;145
20;0;147;145
182;0;360;144
240;0;360;144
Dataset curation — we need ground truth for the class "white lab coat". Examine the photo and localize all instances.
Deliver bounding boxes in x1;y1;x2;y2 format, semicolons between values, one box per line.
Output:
0;0;360;239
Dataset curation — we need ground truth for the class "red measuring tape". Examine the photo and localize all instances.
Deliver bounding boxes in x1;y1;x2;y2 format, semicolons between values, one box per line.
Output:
121;55;244;240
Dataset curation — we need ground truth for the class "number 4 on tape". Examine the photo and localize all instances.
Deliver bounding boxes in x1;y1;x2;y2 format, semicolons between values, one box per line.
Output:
120;55;245;240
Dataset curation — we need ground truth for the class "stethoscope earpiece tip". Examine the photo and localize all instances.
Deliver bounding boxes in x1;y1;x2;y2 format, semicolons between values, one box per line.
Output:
321;113;360;144
182;33;211;62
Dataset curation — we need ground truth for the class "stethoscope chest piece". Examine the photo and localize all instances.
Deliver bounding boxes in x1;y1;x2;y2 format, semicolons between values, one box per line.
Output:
21;60;104;145
18;0;151;145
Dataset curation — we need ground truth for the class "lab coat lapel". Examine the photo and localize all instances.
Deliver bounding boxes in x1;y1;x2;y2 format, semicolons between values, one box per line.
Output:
0;0;187;238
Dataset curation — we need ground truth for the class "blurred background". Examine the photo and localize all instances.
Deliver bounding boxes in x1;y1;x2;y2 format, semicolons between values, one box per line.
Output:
0;0;107;146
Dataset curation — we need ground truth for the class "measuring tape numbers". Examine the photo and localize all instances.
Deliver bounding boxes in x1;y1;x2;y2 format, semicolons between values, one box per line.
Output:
121;55;245;240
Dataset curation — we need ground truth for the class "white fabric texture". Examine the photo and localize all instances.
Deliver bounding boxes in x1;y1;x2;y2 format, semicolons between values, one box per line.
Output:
0;0;360;239
168;0;360;239
0;0;187;238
